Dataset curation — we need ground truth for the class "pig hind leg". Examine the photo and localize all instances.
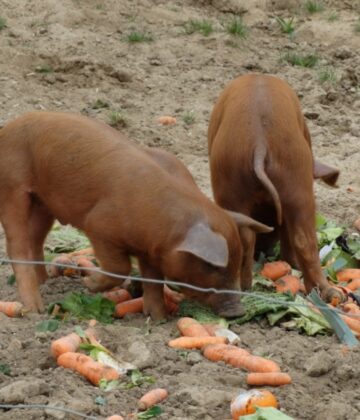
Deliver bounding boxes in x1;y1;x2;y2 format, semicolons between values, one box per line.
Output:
0;190;45;311
28;198;55;284
281;199;330;294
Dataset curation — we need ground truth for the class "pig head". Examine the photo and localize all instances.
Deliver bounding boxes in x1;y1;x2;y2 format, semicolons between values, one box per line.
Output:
0;111;272;320
208;73;342;302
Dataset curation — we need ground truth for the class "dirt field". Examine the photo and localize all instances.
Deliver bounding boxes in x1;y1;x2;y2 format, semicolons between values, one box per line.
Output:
0;0;360;419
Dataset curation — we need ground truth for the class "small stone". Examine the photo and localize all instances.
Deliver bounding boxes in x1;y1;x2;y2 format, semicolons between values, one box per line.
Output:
0;379;49;403
186;351;203;365
304;111;320;120
305;351;333;377
7;338;22;352
333;47;352;60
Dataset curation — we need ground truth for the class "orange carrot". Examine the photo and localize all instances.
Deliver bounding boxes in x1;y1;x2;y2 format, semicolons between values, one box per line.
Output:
114;297;143;318
346;278;360;292
354;217;360;232
103;288;132;304
51;328;96;359
203;343;250;362
343;302;360;314
203;344;280;372
164;294;179;315
0;301;24;318
68;247;94;258
138;388;168;410
336;269;360;282
341;314;360;334
106;416;124;420
260;261;291;280
168;336;228;349
158;116;176;126
274;275;301;295
246;372;292;386
57;352;119;385
48;255;77;277
164;285;184;303
177;317;210;337
75;257;97;276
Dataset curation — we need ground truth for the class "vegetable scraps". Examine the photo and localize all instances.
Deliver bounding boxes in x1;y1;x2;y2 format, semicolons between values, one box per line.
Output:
230;390;278;418
49;292;115;324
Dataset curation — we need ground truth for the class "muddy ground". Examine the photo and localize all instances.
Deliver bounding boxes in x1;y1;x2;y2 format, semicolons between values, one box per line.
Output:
0;0;360;419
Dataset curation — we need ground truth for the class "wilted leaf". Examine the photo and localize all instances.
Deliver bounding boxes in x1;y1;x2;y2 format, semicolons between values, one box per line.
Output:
36;319;60;332
137;406;162;419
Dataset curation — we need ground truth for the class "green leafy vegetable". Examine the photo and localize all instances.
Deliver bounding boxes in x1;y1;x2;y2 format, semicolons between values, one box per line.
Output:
178;300;228;327
6;274;16;286
0;363;11;376
267;294;331;335
242;406;294;419
45;224;90;254
49;292;115;323
36;319;60;332
137;406;162;419
230;292;293;325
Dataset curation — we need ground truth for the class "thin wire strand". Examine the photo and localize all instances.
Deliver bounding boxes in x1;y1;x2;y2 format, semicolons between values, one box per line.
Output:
0;403;99;419
0;257;359;319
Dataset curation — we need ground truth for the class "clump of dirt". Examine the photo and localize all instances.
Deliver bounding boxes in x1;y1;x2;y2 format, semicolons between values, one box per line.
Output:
0;0;360;419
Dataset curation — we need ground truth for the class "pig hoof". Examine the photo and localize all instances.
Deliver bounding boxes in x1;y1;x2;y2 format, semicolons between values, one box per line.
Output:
143;305;167;321
322;287;346;304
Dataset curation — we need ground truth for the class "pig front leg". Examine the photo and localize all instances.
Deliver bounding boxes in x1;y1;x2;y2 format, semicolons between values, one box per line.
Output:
138;257;167;321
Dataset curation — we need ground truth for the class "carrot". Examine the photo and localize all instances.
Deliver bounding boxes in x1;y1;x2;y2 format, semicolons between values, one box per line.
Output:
138;388;168;410
164;294;179;315
274;275;301;295
106;416;124;420
203;344;280;372
57;352;120;385
260;261;291;280
164;285;184;303
168;336;228;349
0;301;24;318
48;255;76;277
246;372;292;386
346;278;360;292
103;288;132;304
203;343;250;362
158;116;176;126
51;328;96;359
341;314;360;334
68;247;94;258
114;297;143;318
177;317;210;337
343;302;360;314
75;257;97;276
354;217;360;232
336;269;360;282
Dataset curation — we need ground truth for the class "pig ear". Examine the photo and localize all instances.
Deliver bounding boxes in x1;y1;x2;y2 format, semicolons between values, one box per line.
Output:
176;223;229;268
313;159;340;186
226;211;274;233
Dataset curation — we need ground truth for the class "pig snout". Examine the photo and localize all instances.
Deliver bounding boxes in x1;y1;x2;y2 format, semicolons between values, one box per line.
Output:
209;293;246;318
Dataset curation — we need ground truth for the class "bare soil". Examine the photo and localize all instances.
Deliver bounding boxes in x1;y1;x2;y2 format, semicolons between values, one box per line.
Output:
0;0;360;419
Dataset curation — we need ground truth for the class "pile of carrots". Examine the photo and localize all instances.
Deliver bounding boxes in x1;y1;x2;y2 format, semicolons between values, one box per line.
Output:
49;247;97;277
169;317;292;387
260;261;305;295
50;327;120;386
